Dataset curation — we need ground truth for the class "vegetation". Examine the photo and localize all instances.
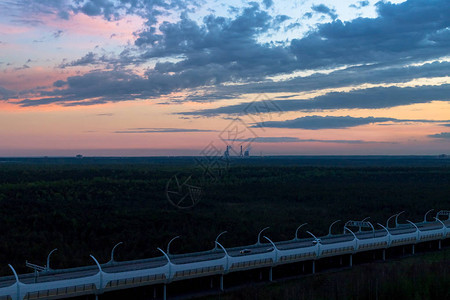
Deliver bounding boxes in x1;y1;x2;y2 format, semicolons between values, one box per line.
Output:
0;156;449;278
206;249;450;300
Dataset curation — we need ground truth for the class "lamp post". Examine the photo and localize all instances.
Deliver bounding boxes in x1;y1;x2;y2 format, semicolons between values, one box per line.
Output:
327;220;340;236
167;236;180;256
377;223;390;258
395;211;405;227
157;247;173;279
434;217;446;249
306;231;320;244
46;248;58;271
366;221;375;238
386;213;397;229
359;217;370;232
214;231;227;250
109;242;123;264
423;209;434;223
406;220;419;254
257;227;270;245
8;264;20;299
294;223;308;240
214;241;229;291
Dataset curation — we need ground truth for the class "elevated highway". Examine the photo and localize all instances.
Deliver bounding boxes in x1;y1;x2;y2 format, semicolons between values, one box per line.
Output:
0;211;448;300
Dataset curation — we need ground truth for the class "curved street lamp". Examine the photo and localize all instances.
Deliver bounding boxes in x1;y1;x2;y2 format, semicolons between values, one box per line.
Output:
406;220;419;232
366;221;375;238
46;248;58;271
344;226;358;240
263;236;278;262
167;236;180;256
109;242;123;264
359;217;370;232
214;241;229;257
406;220;420;241
377;223;390;235
90;255;102;272
434;217;445;228
328;220;340;236
214;231;227;250
257;227;270;245
423;209;434;223
8;264;19;284
434;217;447;237
90;255;103;289
294;223;308;240
214;241;230;272
395;211;405;227
157;247;173;279
344;226;359;252
306;231;320;244
386;213;397;229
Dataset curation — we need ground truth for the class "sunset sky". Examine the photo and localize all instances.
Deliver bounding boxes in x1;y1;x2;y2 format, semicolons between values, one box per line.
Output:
0;0;449;156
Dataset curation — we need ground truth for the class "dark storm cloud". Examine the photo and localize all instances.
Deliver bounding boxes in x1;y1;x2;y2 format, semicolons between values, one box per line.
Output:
181;84;450;116
53;80;67;87
73;0;200;22
5;1;200;22
182;60;450;102
253;115;450;130
428;132;450;139
290;0;450;70
17;4;298;106
6;0;450;107
311;4;338;20
60;52;100;68
18;70;147;106
257;116;394;130
226;137;390;144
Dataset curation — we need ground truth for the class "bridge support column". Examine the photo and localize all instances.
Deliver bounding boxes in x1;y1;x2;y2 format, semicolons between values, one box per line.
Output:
312;261;315;274
259;271;262;280
153;287;156;298
349;255;353;267
412;245;415;255
220;275;224;292
95;295;98;300
339;257;343;266
382;249;386;261
269;267;273;282
163;284;167;300
439;240;442;250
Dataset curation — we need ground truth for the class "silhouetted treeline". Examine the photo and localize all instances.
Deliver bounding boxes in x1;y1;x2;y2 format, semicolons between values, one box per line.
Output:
0;157;449;277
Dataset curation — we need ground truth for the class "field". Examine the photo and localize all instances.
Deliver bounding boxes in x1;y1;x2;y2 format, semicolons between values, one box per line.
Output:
0;156;449;282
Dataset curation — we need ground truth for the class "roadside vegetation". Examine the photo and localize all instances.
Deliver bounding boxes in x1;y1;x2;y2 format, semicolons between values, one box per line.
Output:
206;249;450;300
